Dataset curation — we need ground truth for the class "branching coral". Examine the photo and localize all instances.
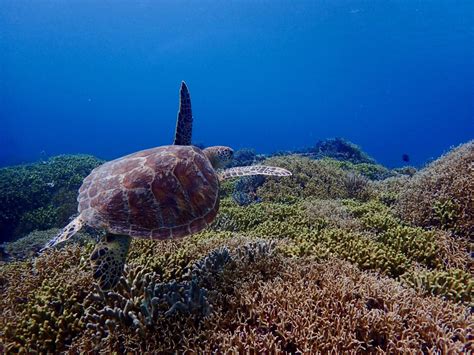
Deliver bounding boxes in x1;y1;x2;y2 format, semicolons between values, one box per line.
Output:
1;245;94;353
201;258;473;353
82;264;212;341
402;268;473;304
396;141;474;238
1;143;472;353
228;148;264;167
343;200;471;271
303;199;362;230
73;240;278;353
370;175;410;206
256;156;370;203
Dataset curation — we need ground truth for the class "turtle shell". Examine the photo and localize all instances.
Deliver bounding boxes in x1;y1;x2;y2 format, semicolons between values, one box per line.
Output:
77;145;219;239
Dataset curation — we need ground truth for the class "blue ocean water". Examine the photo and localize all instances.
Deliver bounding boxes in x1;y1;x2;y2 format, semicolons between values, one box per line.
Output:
1;1;473;168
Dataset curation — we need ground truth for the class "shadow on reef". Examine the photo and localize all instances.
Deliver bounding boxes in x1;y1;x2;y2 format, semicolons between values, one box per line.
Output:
0;140;472;353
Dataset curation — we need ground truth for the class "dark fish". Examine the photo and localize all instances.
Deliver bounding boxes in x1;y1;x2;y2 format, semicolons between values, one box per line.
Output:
402;153;410;163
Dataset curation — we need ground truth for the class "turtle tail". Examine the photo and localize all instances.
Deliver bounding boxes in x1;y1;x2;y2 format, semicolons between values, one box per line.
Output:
40;215;84;252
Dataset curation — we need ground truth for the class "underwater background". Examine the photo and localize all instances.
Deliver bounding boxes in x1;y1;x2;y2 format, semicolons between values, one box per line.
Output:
1;1;473;354
1;1;473;168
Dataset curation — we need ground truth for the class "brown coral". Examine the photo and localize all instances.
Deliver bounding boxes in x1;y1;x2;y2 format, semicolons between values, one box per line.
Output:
202;258;473;353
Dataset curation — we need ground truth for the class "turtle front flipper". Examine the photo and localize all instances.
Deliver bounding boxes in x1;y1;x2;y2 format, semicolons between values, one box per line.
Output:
173;81;193;145
41;215;84;252
218;165;292;181
90;233;131;291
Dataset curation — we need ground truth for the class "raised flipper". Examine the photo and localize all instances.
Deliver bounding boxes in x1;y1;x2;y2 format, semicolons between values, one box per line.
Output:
90;233;131;291
218;165;292;181
173;81;193;145
40;215;84;251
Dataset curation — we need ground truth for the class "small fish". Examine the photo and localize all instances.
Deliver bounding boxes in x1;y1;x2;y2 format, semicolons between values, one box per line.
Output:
402;153;410;163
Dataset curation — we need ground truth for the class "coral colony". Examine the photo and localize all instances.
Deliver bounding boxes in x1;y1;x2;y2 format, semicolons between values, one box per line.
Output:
0;140;473;353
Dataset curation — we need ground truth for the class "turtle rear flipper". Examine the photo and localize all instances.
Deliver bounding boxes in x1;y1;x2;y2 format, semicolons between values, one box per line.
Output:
90;233;131;291
41;215;84;251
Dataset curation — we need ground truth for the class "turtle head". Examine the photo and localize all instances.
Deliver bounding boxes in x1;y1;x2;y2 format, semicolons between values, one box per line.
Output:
203;146;234;169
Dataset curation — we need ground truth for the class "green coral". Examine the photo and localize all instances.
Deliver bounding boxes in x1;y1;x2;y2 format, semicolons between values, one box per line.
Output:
432;199;460;233
324;159;394;180
402;268;473;304
256;156;371;203
343;200;454;269
281;228;411;277
127;231;235;281
0;155;103;240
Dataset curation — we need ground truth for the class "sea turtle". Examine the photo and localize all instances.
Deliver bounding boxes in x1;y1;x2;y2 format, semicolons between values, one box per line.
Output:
42;82;291;290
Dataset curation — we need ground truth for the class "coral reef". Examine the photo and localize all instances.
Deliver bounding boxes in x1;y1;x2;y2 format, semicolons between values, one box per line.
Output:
228;148;265;167
256;156;372;203
0;155;103;241
312;137;376;164
0;141;472;353
396;141;474;238
402;268;473;304
1;245;94;353
232;175;265;206
4;228;95;260
201;258;473;353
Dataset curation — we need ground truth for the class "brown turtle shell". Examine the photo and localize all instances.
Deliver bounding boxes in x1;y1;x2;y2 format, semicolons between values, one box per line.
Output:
77;145;219;239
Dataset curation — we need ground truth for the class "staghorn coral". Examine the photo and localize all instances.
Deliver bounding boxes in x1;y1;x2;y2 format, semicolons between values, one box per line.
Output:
402;268;473;304
82;264;212;340
396;141;474;237
257;156;368;203
281;228;412;277
303;199;363;231
393;165;417;177
228;148;265;168
325;158;394;181
126;230;235;281
1;245;94;353
344;200;471;272
371;175;410;206
201;258;473;353
73;240;278;352
343;171;372;200
215;197;470;280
